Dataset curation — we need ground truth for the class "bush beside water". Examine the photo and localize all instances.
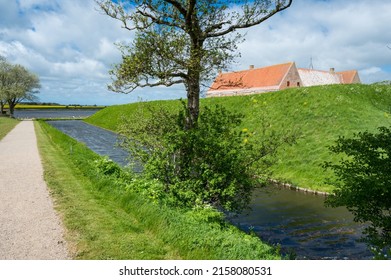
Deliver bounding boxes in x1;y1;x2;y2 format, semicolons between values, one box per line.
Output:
37;120;280;259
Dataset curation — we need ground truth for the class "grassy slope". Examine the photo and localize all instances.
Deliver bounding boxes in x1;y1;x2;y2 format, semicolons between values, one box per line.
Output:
0;117;19;140
86;84;391;192
35;120;279;260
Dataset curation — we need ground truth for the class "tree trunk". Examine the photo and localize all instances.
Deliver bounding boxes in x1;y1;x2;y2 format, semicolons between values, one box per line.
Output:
186;73;200;129
8;100;16;118
185;39;203;129
0;101;4;115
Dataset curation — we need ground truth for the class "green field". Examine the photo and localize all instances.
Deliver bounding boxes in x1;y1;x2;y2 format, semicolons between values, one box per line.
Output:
86;84;391;192
0;117;19;140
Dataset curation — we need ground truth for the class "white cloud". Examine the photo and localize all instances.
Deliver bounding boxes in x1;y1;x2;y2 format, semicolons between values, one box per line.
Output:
0;0;135;105
236;0;391;83
361;67;382;75
1;0;391;105
17;0;59;10
51;58;107;78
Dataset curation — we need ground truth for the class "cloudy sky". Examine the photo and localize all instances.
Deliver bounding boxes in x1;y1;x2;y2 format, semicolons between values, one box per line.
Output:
1;0;390;105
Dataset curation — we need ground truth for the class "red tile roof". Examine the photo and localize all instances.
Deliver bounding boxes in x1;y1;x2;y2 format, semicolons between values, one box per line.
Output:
208;62;361;97
337;70;359;84
209;62;294;91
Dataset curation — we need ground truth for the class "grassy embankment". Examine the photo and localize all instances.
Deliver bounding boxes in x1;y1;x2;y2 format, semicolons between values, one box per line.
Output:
0;117;19;140
86;84;391;193
35;120;280;259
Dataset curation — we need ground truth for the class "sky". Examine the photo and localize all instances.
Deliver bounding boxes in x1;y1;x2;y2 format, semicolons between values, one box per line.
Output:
0;0;391;105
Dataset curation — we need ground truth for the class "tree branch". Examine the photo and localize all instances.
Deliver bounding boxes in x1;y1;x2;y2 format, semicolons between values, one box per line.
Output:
137;7;184;29
140;78;185;88
206;0;293;38
111;77;184;94
164;0;187;17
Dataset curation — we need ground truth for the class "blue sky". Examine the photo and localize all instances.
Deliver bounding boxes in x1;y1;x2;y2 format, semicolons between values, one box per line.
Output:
1;0;391;105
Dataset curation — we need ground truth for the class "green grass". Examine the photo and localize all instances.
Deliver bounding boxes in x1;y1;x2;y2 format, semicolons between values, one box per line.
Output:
35;120;280;260
0;117;19;140
86;84;391;192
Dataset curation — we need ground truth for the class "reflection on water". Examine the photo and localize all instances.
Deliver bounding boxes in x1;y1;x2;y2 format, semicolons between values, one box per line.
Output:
47;119;373;259
229;186;373;259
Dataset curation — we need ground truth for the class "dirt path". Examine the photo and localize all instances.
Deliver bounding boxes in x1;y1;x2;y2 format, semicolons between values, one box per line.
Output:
0;120;69;259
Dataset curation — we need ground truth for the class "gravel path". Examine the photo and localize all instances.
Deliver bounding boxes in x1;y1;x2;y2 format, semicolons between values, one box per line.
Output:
0;120;69;259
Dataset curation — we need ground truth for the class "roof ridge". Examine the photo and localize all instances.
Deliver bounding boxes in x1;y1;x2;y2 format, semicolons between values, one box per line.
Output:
220;61;294;75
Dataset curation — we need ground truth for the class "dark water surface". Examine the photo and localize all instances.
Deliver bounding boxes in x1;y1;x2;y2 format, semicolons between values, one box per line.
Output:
47;120;130;167
15;109;101;119
46;120;373;260
229;187;372;259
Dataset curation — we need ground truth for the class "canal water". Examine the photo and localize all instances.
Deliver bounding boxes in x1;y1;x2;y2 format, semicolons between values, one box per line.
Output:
229;187;371;259
47;120;131;168
46;119;373;260
14;109;101;119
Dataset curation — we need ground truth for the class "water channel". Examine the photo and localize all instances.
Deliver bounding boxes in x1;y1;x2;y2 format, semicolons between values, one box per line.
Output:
47;120;131;167
14;108;101;119
45;118;373;260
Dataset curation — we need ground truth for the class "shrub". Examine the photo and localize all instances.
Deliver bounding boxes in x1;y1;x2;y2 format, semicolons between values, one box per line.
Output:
93;156;133;188
119;102;295;212
324;126;391;256
94;156;122;177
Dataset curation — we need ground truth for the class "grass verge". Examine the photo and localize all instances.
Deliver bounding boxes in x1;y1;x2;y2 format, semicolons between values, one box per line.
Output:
35;120;280;260
0;117;19;140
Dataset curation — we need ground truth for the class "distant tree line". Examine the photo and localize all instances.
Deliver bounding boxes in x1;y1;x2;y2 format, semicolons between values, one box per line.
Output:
0;56;41;117
372;80;391;85
19;102;60;106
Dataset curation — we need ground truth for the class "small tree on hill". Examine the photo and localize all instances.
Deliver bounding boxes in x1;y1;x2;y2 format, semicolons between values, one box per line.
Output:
324;127;391;258
97;0;293;128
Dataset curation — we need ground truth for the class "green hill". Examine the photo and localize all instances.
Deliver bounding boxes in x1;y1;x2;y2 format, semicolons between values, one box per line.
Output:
86;84;391;192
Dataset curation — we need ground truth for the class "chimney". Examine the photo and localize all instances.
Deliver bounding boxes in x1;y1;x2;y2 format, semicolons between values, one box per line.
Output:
249;65;254;69
329;67;335;74
218;69;222;74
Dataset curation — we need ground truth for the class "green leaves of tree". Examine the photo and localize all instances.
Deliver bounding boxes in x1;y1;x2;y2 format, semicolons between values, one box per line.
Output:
97;0;292;127
0;56;40;116
119;102;295;212
324;127;391;254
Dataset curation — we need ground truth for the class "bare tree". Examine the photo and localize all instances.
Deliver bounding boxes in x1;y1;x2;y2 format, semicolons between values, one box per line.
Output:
97;0;293;128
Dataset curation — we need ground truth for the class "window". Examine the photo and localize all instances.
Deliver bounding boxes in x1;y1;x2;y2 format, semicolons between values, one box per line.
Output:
287;81;290;87
297;82;300;87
